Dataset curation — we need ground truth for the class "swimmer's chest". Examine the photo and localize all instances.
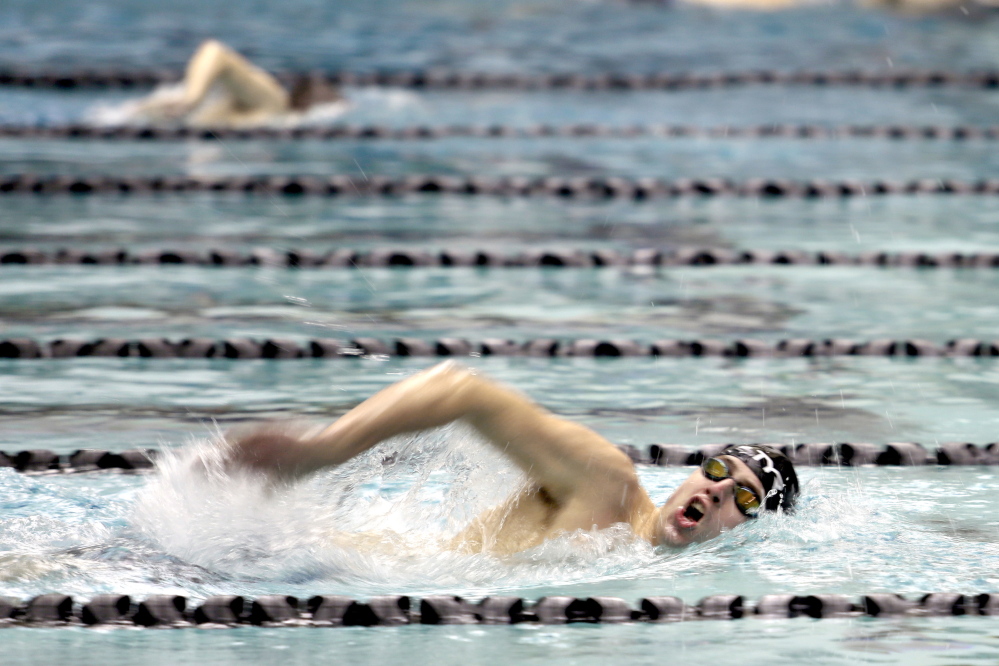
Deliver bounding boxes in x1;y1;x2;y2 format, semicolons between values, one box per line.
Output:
452;486;566;555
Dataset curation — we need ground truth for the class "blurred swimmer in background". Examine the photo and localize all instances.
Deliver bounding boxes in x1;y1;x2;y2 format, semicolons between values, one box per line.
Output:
131;39;345;127
224;361;799;554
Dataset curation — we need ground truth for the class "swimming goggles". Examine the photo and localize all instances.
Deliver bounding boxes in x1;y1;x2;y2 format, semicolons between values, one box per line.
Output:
701;457;763;518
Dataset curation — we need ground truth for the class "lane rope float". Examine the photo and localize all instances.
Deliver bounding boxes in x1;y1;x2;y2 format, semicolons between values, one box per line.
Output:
3;124;999;141
0;337;997;360
3;68;999;90
2;247;997;268
2;174;998;198
1;441;995;474
0;592;992;627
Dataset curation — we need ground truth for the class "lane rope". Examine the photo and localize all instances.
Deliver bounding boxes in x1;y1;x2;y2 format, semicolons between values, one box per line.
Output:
3;124;999;141
2;247;997;268
1;337;996;360
0;592;991;626
2;174;997;198
1;441;995;474
3;68;999;90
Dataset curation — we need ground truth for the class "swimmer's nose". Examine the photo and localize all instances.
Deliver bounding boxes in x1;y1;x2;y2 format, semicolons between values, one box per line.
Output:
708;477;736;505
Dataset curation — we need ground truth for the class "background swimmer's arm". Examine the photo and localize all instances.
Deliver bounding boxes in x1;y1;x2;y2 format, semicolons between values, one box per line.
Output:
138;40;288;119
179;40;288;111
230;362;645;512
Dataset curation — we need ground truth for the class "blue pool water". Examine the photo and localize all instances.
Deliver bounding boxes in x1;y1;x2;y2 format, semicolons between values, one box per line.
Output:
8;86;999;127
5;0;999;74
5;0;999;664
8;134;999;180
10;618;999;666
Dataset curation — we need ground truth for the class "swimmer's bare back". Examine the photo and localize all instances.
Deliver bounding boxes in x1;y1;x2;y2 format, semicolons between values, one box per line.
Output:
225;361;661;554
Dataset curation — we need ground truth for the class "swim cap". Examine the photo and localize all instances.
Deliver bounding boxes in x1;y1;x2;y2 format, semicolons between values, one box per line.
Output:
721;445;799;513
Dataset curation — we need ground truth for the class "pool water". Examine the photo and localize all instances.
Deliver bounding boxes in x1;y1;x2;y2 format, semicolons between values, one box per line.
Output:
5;0;999;664
11;618;999;666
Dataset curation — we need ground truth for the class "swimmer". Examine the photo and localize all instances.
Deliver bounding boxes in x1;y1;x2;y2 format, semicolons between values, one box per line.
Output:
133;39;343;127
226;361;798;554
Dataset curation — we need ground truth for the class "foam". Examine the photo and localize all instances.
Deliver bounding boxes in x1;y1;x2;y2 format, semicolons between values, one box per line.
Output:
129;424;664;595
85;83;188;127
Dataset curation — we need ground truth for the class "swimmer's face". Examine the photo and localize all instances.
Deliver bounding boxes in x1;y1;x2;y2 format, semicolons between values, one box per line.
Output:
653;455;766;547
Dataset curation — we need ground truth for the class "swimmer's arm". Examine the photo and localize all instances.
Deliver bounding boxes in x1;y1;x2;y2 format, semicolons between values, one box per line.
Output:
232;362;645;511
182;40;253;110
141;40;287;117
181;40;288;110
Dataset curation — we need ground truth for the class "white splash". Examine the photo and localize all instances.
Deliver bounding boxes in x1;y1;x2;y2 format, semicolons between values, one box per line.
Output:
130;424;658;595
85;82;188;126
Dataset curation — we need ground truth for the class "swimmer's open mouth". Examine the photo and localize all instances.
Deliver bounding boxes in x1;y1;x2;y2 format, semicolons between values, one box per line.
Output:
676;498;706;529
684;504;704;522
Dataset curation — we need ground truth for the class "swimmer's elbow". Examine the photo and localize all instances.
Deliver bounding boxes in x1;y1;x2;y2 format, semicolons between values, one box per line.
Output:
416;361;546;432
426;359;472;380
197;39;227;55
424;361;486;406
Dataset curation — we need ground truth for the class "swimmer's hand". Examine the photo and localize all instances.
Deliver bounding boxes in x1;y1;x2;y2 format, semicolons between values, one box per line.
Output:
223;422;326;481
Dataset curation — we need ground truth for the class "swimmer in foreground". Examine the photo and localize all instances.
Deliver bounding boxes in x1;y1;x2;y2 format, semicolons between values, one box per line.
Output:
226;361;799;554
133;39;343;127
